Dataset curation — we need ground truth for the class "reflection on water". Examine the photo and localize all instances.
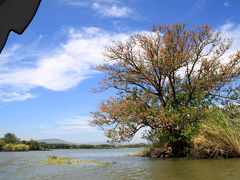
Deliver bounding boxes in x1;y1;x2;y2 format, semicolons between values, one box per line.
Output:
149;158;240;180
0;148;240;180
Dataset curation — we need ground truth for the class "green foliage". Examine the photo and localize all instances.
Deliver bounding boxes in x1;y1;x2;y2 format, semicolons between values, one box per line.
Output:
0;138;6;150
39;142;145;150
143;129;168;149
0;133;145;151
4;133;20;144
25;139;41;150
115;143;146;148
94;144;114;149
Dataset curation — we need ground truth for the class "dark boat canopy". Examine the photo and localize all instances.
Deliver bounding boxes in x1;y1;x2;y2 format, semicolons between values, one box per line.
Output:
0;0;41;53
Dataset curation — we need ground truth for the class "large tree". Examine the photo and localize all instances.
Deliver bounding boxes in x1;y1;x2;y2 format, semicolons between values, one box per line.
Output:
4;132;20;144
91;23;240;154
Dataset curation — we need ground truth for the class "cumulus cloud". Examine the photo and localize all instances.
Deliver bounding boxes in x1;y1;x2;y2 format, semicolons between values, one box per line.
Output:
0;27;130;102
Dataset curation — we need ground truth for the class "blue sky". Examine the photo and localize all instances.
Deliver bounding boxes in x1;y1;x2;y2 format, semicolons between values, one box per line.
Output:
0;0;240;144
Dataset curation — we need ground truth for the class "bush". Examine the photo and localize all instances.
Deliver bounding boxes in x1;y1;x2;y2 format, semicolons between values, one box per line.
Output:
192;108;240;158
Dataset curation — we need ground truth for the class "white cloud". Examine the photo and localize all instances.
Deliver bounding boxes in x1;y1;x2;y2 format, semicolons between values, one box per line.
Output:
59;0;89;7
1;22;239;103
67;1;88;7
224;2;229;7
217;22;240;62
92;2;132;18
218;22;240;48
60;0;133;18
0;91;35;102
0;27;130;102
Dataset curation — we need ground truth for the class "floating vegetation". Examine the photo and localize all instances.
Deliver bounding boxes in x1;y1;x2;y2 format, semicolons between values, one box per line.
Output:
123;150;148;157
30;155;114;167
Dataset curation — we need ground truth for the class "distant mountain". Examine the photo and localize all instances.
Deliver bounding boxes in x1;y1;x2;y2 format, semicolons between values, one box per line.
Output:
75;142;108;145
37;138;74;144
36;138;145;146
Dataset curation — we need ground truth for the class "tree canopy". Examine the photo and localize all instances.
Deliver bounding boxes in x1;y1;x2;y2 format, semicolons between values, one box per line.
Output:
91;23;240;146
4;132;20;144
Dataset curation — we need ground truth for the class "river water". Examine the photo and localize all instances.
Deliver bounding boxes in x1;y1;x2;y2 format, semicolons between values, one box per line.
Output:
0;148;240;180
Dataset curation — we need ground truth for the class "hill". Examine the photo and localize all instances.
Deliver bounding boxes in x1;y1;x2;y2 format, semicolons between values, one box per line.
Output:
37;138;74;144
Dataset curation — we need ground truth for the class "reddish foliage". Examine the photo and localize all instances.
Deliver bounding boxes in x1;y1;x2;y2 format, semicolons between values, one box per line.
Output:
91;23;240;143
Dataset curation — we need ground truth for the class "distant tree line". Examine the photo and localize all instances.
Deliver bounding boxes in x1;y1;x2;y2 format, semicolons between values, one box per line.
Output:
0;132;146;151
39;142;146;150
0;133;43;151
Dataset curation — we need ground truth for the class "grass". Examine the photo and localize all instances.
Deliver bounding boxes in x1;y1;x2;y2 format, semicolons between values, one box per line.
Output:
123;150;149;157
192;108;240;158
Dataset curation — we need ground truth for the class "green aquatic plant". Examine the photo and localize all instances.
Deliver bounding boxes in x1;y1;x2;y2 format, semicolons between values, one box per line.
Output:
47;155;58;159
33;156;114;167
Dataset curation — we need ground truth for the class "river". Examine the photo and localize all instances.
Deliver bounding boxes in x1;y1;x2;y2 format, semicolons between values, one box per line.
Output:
0;148;240;180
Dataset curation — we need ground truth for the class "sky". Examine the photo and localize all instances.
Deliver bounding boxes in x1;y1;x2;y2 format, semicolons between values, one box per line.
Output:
0;0;240;144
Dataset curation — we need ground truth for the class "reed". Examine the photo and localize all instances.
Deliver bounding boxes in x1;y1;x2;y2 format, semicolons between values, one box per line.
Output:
2;143;30;151
192;108;240;158
123;150;149;157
